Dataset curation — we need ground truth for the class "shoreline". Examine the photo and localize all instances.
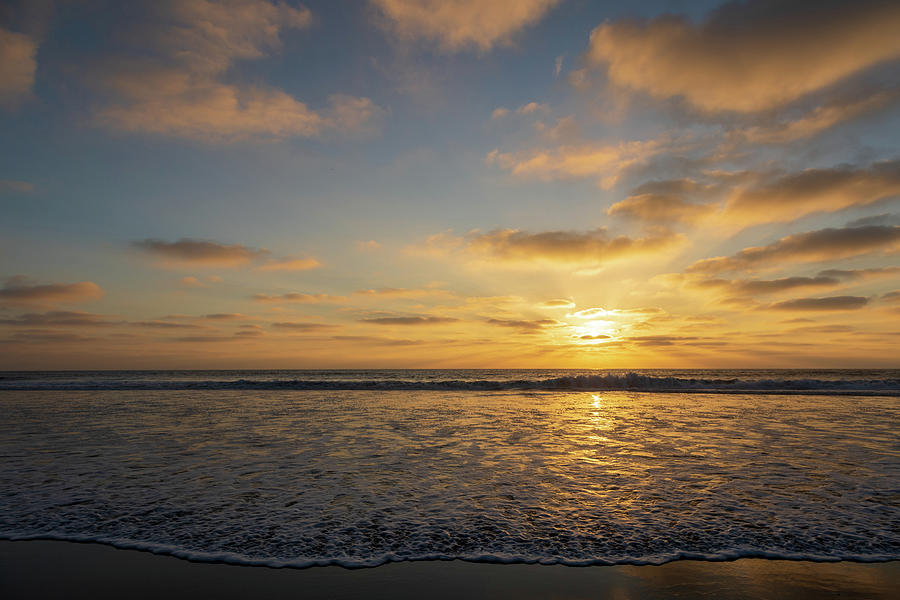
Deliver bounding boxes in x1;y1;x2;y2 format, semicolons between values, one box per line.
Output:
2;540;898;599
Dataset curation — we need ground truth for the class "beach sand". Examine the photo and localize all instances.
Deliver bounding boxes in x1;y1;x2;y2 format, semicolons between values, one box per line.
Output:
1;540;897;599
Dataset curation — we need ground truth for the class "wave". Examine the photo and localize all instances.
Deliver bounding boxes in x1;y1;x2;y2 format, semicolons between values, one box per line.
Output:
2;534;896;568
2;372;900;394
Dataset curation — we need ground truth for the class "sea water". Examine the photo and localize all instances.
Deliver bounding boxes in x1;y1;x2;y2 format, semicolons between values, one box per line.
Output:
1;370;898;567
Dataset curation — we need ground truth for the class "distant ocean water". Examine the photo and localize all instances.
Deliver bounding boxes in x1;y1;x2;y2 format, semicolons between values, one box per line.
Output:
1;369;898;568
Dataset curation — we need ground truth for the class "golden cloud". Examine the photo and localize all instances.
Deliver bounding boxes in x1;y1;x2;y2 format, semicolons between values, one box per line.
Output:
687;225;900;274
355;287;453;299
689;276;843;296
0;277;104;305
536;298;575;309
372;0;560;51
271;322;340;331
608;178;718;225
360;315;460;325
723;160;900;224
586;1;900;112
448;227;681;265
252;293;347;304
257;257;322;271
0;26;36;109
485;318;560;332
486;137;665;188
134;239;269;267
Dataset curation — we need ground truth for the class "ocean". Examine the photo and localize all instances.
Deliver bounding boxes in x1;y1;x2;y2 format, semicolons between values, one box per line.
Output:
1;369;898;568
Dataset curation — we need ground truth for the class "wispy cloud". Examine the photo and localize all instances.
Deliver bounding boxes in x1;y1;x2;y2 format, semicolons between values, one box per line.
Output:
419;227;682;267
766;296;869;311
722;160;900;224
0;311;116;327
257;257;322;271
252;293;347;304
0;179;34;193
91;0;381;141
135;238;269;267
360;315;460;325
0;277;104;305
687;225;900;274
271;321;339;331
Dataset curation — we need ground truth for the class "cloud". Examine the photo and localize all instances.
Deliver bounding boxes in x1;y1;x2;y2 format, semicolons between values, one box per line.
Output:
428;227;681;266
257;257;322;271
0;277;104;305
174;335;237;343
0;26;37;109
687;225;900;274
690;275;843;296
178;275;223;287
360;315;460;325
92;0;381;141
585;0;900;112
766;296;869;311
356;240;382;252
0;311;116;327
371;0;560;51
203;313;247;320
271;321;339;331
734;91;900;144
355;287;453;299
6;330;97;344
0;179;34;193
134;238;269;267
817;266;900;281
485;318;559;332
846;213;900;227
536;298;575;309
723;160;900;224
134;320;205;329
491;102;549;120
252;292;347;304
608;178;718;225
486;137;667;188
331;335;423;346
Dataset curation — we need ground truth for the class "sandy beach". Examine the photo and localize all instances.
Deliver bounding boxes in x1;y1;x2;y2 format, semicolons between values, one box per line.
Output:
1;540;897;599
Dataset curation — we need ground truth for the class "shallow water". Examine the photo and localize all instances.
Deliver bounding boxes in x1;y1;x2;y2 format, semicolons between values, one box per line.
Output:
1;384;898;567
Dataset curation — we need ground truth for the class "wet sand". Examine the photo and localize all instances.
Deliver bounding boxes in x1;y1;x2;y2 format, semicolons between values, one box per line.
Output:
1;540;897;599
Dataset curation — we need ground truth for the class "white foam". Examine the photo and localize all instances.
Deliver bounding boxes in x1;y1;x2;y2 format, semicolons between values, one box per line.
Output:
1;388;898;567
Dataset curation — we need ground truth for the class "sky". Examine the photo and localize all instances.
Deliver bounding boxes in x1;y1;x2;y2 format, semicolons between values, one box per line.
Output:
1;0;899;369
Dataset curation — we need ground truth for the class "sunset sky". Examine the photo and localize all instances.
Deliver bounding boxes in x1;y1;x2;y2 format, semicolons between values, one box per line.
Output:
1;0;899;369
